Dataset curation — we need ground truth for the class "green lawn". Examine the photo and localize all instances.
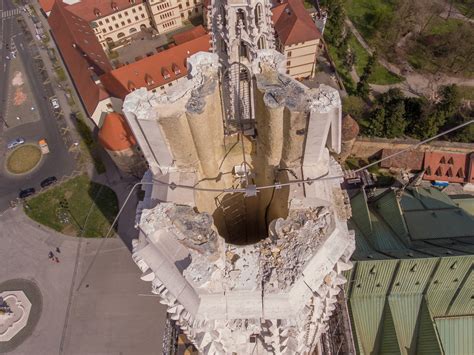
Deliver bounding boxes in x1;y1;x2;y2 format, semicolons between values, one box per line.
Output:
343;0;396;41
348;35;403;85
24;175;118;237
407;17;473;76
458;86;474;101
327;43;356;94
428;18;466;35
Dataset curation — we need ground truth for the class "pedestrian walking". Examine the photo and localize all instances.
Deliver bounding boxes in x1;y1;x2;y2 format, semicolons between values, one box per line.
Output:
54;256;60;263
56;247;61;253
48;251;54;259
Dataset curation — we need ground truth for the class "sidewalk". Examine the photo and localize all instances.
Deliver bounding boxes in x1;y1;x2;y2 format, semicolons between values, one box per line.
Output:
22;4;89;139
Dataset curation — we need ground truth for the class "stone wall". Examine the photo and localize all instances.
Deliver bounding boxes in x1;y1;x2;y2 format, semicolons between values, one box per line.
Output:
351;137;474;159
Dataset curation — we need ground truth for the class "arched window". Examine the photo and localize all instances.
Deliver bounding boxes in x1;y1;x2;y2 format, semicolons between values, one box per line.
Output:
257;36;265;49
254;3;262;28
220;5;226;27
239;41;249;59
117;32;125;38
105;37;113;42
236;9;246;32
140;24;147;30
129;27;137;34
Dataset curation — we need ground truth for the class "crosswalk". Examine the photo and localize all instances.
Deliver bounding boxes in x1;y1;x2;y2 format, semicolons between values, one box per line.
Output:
1;8;22;19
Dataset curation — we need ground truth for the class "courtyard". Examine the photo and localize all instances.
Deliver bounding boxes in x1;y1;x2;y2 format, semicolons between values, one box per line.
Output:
112;17;203;66
0;207;167;355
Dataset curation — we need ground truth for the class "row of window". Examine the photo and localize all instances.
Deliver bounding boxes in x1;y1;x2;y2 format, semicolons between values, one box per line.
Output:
96;6;144;26
162;20;176;29
156;3;170;11
102;15;146;33
160;10;174;20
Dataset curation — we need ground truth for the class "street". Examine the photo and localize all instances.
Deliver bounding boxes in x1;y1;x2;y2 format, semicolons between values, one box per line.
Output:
0;0;76;211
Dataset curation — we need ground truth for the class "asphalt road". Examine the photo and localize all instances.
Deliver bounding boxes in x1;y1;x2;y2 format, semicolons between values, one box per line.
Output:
0;0;75;211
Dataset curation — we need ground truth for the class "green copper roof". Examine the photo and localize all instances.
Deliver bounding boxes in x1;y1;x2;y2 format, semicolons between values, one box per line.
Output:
449;271;474;316
451;195;474;216
350;296;386;354
416;300;443;355
404;209;474;240
435;316;474;355
349;187;474;260
351;190;373;238
346;257;473;355
426;256;473;317
373;190;409;240
389;294;422;354
379;302;401;355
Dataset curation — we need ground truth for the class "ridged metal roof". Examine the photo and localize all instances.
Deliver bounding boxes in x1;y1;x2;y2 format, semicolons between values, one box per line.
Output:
350;296;386;354
435;316;474;355
449;271;474;316
389;294;422;353
426;256;472;317
349;187;474;261
346;257;473;355
416;300;442;355
379;303;400;355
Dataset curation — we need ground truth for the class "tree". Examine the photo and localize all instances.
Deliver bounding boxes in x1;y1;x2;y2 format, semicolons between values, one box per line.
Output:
325;0;346;46
342;95;367;119
444;110;474;143
356;52;377;98
384;100;406;138
366;107;385;137
436;84;460;118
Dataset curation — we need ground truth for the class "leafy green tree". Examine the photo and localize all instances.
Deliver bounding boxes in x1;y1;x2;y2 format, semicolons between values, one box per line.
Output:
436;84;460;118
410;111;445;140
366;107;385;137
384;100;406;138
342;95;367;119
356;52;377;99
324;0;346;46
444;110;474;143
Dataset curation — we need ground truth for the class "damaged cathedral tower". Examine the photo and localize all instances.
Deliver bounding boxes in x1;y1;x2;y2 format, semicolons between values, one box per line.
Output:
122;0;355;353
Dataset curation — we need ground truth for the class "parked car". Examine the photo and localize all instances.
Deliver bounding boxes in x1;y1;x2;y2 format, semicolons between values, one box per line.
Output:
19;188;35;199
7;137;25;149
40;176;57;188
50;97;60;110
38;139;50;154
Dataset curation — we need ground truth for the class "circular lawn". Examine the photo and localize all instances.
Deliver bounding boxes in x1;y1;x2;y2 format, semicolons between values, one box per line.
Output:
6;144;42;174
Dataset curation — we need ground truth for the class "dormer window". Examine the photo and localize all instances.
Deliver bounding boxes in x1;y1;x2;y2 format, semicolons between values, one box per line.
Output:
145;74;154;86
162;68;170;80
172;63;180;75
128;81;136;91
111;2;119;11
94;8;101;17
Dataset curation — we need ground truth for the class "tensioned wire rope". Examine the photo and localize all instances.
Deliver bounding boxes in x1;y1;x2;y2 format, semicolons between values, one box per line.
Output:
149;118;474;193
75;119;473;291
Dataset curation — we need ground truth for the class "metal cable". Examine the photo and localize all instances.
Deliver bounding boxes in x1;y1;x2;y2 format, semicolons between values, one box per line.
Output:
151;119;474;193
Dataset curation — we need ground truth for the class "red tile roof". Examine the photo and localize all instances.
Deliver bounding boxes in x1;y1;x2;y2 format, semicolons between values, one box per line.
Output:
272;0;321;46
380;149;424;171
98;112;137;151
38;0;55;14
100;33;211;99
66;0;145;22
423;151;474;183
48;0;112;115
173;25;207;45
